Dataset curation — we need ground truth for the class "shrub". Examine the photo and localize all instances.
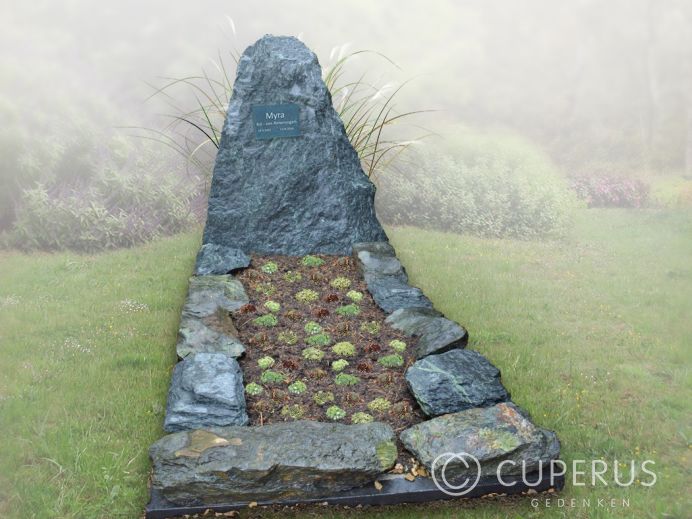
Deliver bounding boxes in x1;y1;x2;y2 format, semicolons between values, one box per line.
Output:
569;173;649;208
306;333;331;346
332;342;356;357
378;354;404;368
304;321;323;335
278;331;298;345
260;370;285;384
326;405;346;421
253;314;278;327
313;390;335;406
10;169;195;252
367;397;391;413
335;373;360;386
377;135;576;239
301;255;325;267
335;304;360;317
245;382;263;396
295;289;319;304
351;412;374;424
302;347;325;362
264;301;281;313
257;356;275;370
346;290;363;302
332;359;349;372
260;261;278;274
288;380;307;395
330;277;352;290
389;340;407;352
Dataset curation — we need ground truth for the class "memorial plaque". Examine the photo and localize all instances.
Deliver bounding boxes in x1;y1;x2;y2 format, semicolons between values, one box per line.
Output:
252;103;301;139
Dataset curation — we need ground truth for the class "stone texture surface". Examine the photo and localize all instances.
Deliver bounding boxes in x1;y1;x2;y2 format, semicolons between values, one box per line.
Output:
406;349;509;416
164;353;248;432
195;244;250;275
201;35;387;259
400;402;560;479
176;275;248;359
386;307;468;358
150;421;397;505
177;315;245;359
352;241;433;313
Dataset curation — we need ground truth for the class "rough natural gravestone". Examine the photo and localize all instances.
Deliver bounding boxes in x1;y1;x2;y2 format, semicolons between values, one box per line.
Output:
199;34;387;269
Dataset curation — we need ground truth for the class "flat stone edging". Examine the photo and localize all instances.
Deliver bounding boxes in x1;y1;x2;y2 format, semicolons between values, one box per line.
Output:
145;471;565;518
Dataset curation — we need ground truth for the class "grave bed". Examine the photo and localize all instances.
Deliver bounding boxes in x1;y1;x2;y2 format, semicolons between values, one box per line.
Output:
146;34;561;518
234;253;426;462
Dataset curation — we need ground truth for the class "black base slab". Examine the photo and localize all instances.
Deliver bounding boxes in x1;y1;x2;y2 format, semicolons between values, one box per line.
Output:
145;471;564;518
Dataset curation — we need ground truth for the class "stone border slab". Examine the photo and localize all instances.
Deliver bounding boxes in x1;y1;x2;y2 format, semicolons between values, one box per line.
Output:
145;471;564;518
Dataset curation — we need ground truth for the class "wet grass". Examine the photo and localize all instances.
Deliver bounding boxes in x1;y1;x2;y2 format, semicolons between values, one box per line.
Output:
0;208;689;518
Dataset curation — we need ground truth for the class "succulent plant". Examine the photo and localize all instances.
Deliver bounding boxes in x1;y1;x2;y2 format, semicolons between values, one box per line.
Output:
288;380;307;395
257;356;275;370
331;359;349;372
245;382;264;396
253;314;278;327
360;321;381;334
313;390;335;406
283;271;302;283
282;358;300;370
367;397;392;413
306;367;328;380
326;405;346;421
364;342;381;353
331;341;356;357
335;304;360;317
303;321;323;335
278;330;298;345
295;289;319;304
346;290;363;302
330;276;352;290
378;353;404;368
351;412;374;424
281;404;305;419
389;339;407;352
325;293;340;303
312;307;330;318
335;373;360;386
356;361;373;372
255;283;276;296
264;300;281;313
260;261;278;274
302;347;325;362
306;332;331;346
301;255;325;267
284;309;302;321
239;303;257;314
260;370;285;384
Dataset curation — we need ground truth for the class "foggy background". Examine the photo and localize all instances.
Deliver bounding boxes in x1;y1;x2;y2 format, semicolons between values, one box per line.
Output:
1;0;691;247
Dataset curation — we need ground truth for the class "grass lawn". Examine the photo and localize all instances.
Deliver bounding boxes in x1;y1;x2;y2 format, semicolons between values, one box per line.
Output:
0;208;690;518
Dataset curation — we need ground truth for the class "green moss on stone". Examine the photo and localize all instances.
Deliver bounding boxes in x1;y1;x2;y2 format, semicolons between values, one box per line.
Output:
375;440;397;470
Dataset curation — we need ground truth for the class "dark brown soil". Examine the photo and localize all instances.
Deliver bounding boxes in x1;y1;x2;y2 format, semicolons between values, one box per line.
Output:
233;254;425;441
